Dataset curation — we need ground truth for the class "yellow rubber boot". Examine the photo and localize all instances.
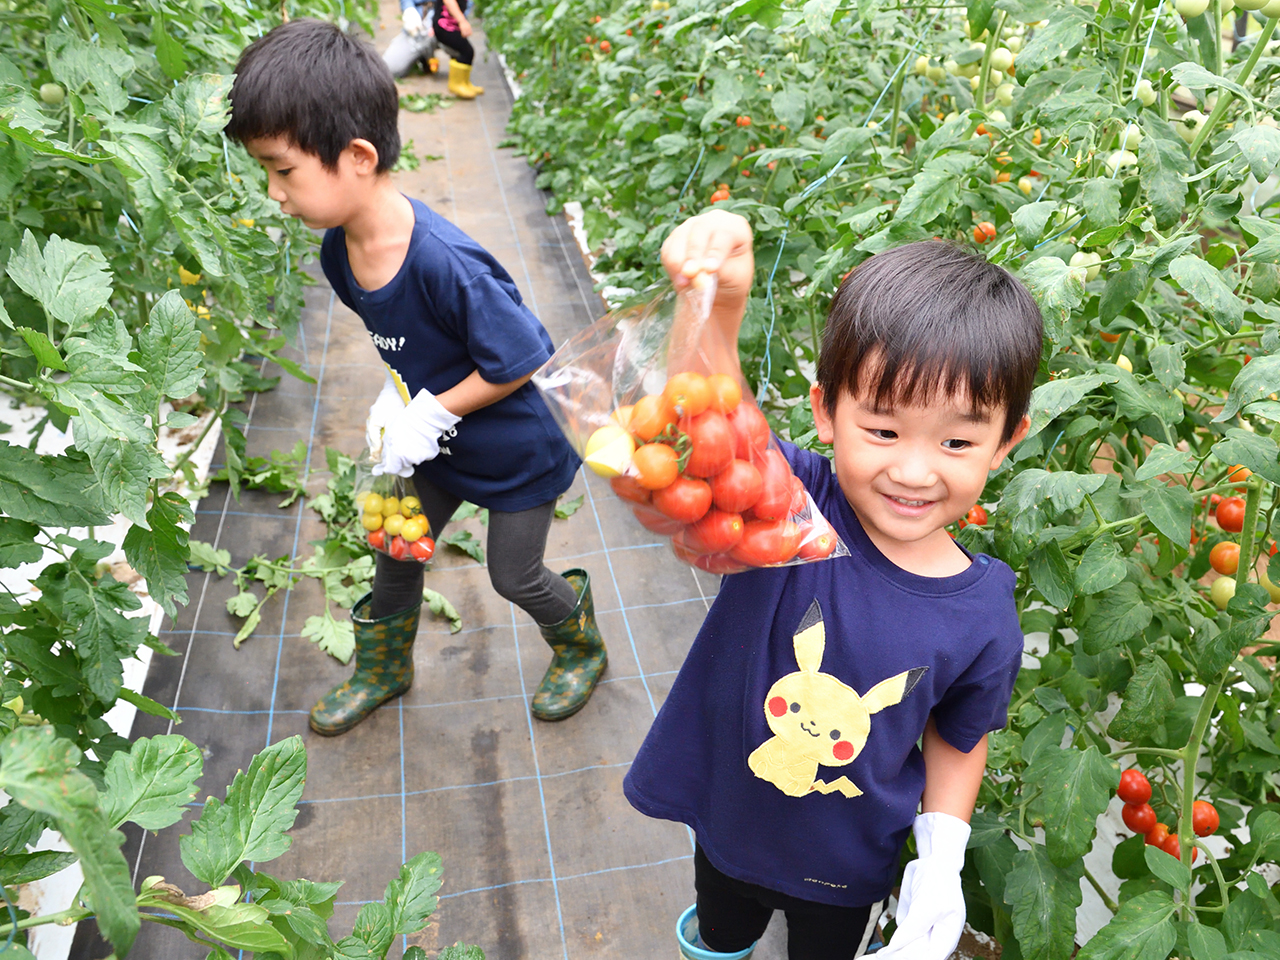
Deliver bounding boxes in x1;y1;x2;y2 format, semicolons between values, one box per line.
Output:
448;60;484;99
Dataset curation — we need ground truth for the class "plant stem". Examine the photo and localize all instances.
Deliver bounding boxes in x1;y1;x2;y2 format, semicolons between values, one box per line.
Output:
1083;864;1119;914
170;398;226;474
1236;476;1263;587
974;11;1007;110
1116;0;1148;92
0;906;92;938
1188;16;1278;158
1108;746;1184;760
889;65;905;149
1211;0;1223;79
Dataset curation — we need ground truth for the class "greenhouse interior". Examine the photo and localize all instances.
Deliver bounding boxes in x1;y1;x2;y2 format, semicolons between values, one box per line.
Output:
3;0;1280;958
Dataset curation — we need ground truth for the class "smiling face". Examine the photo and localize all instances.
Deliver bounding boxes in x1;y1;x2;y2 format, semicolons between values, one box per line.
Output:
243;135;375;229
811;378;1028;570
764;672;871;768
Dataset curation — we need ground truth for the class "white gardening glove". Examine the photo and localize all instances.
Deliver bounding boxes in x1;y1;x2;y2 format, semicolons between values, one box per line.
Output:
374;388;461;478
876;812;970;960
402;5;425;35
365;370;406;457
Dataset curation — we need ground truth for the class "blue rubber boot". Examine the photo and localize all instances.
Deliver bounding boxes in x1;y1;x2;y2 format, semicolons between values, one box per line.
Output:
677;904;756;960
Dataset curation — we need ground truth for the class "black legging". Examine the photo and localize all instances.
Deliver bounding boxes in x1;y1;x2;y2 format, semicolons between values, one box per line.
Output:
694;846;884;960
369;469;577;625
433;4;474;64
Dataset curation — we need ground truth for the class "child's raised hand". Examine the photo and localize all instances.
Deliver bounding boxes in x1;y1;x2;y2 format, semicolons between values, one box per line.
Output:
661;210;754;309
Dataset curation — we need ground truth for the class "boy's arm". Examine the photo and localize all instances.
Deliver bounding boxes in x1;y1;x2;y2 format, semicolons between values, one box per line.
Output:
436;368;534;417
877;718;987;960
921;717;987;820
660;210;754;379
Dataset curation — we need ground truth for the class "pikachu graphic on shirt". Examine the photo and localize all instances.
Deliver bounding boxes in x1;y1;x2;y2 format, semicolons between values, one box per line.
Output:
748;600;927;799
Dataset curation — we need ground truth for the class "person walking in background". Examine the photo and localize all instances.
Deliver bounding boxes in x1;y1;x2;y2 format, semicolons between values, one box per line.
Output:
434;0;484;99
383;0;438;78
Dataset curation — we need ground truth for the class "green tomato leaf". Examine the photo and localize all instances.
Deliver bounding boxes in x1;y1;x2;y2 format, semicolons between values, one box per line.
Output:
188;540;232;576
999;469;1107;537
770;87;807;131
1135;442;1194;482
385;851;444;938
1012;200;1058;249
301;612;355;665
1170;62;1252;101
352;901;394;957
1082;178;1120;232
1140;122;1191;231
1100;265;1149;325
802;0;840;34
100;734;202;831
0;517;42;569
1211;429;1280;485
0;727;138;953
0;849;79;885
1226;124;1280;183
122;492;193;618
1024;745;1118;865
1108;655;1176;742
15;326;66;371
138;290;203;401
1003;844;1082;960
179;735;306;886
437;945;485;960
1021;373;1111;443
1170;255;1244;333
1080;582;1152;654
1029;540;1075;609
5;230;114;327
1077;890;1177;960
1075;537;1127;595
150;13;188;80
1015;4;1092;73
896;153;980;225
1148;342;1187;392
1216;356;1280;423
1021;256;1087;347
1140;483;1194;550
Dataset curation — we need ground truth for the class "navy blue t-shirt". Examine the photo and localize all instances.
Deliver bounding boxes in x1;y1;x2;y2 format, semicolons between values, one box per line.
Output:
623;441;1024;907
321;198;579;511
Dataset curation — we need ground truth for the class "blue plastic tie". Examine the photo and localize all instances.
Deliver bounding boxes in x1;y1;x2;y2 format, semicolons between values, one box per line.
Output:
678;143;707;200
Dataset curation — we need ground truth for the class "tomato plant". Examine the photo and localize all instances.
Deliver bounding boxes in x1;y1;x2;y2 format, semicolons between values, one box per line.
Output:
489;0;1280;951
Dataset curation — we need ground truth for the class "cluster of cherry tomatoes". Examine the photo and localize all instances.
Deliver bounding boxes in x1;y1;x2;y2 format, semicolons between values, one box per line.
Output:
1117;769;1218;863
359;492;435;562
593;371;838;573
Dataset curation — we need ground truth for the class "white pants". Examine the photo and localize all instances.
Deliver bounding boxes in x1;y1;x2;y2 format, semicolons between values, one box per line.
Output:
383;14;438;77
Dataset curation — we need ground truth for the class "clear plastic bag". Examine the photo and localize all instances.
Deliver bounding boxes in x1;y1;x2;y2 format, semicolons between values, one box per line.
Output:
354;451;436;563
532;278;848;573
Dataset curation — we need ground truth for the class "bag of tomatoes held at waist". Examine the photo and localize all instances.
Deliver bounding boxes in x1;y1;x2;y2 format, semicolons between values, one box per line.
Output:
354;453;436;563
532;278;847;573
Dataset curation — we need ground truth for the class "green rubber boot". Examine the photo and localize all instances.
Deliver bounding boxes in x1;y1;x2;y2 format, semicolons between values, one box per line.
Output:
309;594;418;736
531;569;607;721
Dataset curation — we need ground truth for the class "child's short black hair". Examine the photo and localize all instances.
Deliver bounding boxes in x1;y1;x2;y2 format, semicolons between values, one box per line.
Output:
224;18;400;172
816;241;1043;444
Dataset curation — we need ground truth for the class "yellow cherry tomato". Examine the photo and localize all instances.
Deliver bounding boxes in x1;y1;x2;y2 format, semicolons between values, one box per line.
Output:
381;496;401;518
1211;576;1236;611
400;495;422;517
402;516;428;542
383;513;405;537
363;493;384;515
362;512;384;532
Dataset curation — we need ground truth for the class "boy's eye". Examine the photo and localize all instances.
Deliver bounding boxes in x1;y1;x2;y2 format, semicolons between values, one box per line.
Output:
869;429;897;440
943;438;972;450
276;168;292;176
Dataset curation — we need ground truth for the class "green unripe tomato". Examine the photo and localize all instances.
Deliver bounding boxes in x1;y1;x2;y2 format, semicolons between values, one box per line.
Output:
990;48;1013;72
1135;79;1157;107
1234;0;1267;10
1261;566;1280;604
1070;251;1102;282
1005;36;1022;54
1117;125;1142;150
944;58;960;76
926;63;946;82
1018;176;1033;195
39;82;65;105
915;55;929;75
1175;0;1210;15
1105;150;1138;176
1175;110;1204;144
1211;576;1236;611
1260;0;1280;15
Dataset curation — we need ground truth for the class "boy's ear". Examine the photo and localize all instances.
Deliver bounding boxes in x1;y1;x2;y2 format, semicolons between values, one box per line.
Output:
811;383;836;445
347;138;381;174
990;414;1030;469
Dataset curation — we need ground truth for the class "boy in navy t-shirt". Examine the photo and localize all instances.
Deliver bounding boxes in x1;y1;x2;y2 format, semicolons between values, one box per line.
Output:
622;211;1042;960
225;20;605;735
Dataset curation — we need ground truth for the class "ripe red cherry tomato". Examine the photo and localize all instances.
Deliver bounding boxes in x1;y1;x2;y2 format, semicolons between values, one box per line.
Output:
959;504;988;527
368;529;386;551
1209;542;1240;575
973;221;997;243
1145;823;1170;847
389;535;411;560
652;476;713;523
611;474;652;505
1117;769;1152;805
631;503;684;535
727;403;770;460
1192;800;1219;837
671;540;751;575
682;410;735;478
1160;832;1197;863
1122;802;1157;834
750;449;795;521
788;475;807;515
1216;497;1246;533
680;509;745;554
731;519;803;566
710;459;763;513
797;518;838;561
409;537;435;561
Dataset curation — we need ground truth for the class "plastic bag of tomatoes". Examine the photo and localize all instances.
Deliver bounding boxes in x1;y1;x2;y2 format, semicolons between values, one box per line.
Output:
354;453;436;563
532;279;848;574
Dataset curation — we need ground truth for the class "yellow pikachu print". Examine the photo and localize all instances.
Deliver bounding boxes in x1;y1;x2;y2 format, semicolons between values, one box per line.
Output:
748;600;927;799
